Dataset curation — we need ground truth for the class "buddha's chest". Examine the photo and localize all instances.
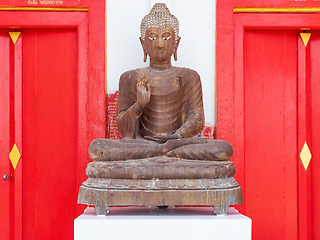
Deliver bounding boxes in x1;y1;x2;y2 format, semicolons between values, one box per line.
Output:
147;75;183;96
143;75;184;116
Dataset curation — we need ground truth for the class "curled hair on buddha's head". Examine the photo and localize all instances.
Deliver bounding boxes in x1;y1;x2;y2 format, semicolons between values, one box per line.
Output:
140;3;179;43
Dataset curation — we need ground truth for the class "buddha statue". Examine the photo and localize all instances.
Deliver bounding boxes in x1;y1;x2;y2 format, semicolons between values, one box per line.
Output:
89;3;232;162
78;3;242;215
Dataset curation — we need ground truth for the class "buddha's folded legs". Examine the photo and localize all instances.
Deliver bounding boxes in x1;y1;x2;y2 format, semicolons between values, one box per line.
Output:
166;139;233;161
89;138;163;161
89;138;233;161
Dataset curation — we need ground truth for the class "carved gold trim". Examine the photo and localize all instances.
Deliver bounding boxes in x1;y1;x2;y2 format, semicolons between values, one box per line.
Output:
234;7;320;13
0;7;88;11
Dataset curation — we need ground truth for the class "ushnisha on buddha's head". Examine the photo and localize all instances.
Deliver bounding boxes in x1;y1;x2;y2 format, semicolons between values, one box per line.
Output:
139;3;181;67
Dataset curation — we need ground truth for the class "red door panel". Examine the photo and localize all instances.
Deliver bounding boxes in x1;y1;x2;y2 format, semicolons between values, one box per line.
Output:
217;11;320;240
310;32;320;240
0;8;104;240
0;31;10;240
244;30;299;240
229;14;320;239
22;29;78;240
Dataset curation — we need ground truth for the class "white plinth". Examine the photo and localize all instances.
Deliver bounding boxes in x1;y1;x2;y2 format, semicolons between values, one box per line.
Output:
74;207;251;240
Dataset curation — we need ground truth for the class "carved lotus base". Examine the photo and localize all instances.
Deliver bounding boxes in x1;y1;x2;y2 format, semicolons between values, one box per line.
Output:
77;177;243;216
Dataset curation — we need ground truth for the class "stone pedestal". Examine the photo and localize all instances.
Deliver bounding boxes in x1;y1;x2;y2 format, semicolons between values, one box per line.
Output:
74;207;252;240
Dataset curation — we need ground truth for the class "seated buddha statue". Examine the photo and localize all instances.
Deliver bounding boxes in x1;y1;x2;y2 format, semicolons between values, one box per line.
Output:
89;3;233;162
79;3;242;215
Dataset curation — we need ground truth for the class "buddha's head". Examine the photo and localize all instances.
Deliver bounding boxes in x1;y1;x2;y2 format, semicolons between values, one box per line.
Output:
140;3;181;65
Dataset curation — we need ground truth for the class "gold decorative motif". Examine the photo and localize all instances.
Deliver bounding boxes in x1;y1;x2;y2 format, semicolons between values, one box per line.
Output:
234;7;320;13
28;0;38;4
9;32;21;44
0;7;88;11
9;144;21;169
299;142;312;170
300;32;311;47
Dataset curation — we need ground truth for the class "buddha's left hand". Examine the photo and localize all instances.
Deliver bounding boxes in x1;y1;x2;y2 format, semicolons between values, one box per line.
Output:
144;133;181;143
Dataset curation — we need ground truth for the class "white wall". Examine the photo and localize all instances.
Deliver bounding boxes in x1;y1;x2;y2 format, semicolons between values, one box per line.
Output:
107;0;216;126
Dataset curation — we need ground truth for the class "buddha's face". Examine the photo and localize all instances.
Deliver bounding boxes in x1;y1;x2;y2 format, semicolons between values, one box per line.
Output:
144;27;176;64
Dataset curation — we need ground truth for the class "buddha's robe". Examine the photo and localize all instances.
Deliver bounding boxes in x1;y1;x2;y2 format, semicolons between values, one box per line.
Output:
89;66;233;161
117;66;204;139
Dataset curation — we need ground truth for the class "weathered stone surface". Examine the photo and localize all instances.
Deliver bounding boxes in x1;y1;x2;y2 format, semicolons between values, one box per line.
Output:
86;157;235;179
82;177;239;190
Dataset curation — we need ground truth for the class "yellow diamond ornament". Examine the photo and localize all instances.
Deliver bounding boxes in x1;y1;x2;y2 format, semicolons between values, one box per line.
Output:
9;144;21;169
299;142;312;170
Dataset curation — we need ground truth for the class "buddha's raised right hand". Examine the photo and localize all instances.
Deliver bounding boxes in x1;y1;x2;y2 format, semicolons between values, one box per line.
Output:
136;74;150;109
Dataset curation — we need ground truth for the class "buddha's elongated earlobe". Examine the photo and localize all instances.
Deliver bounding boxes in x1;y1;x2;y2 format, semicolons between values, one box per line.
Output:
174;37;181;61
174;49;178;61
143;51;148;62
139;37;148;62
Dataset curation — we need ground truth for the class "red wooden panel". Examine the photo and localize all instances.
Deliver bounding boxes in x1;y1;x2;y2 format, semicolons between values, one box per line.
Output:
232;18;245;214
310;32;320;240
244;30;298;240
0;4;106;146
0;4;104;240
10;33;23;240
0;32;10;240
22;29;78;240
219;12;320;147
217;2;320;148
0;9;105;143
0;11;89;28
76;14;90;216
221;13;320;239
297;34;312;240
